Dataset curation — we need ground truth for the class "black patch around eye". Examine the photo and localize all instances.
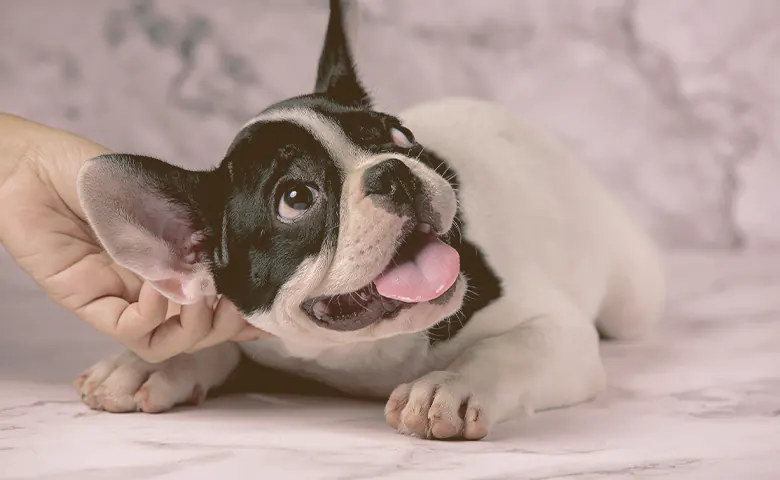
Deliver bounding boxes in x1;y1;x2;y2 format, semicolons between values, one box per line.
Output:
354;123;386;145
208;120;342;316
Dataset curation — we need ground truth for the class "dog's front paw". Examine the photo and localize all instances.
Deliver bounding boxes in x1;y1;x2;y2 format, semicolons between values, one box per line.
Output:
385;371;491;440
74;350;207;413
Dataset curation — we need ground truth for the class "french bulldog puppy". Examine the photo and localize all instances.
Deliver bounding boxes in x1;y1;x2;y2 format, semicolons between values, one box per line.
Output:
75;0;664;440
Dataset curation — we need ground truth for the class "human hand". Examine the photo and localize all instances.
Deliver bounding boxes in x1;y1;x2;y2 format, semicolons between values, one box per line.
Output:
0;113;268;362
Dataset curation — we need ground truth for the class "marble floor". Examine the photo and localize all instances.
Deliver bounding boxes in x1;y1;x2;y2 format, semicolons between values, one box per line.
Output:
1;249;779;479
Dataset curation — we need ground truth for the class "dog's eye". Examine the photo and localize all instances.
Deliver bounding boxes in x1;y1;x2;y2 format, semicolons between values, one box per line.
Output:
278;183;319;222
391;126;415;148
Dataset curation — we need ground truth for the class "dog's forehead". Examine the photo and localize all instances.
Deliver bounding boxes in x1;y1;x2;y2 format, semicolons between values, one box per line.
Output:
225;118;331;173
236;100;392;171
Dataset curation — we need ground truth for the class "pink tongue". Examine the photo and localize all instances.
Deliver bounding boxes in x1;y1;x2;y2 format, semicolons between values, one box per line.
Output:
373;237;460;303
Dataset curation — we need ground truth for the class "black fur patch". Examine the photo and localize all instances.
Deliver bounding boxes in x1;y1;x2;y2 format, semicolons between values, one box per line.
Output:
206;121;343;315
314;0;371;108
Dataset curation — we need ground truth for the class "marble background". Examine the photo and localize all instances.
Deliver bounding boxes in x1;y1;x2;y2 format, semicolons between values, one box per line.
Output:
2;0;779;249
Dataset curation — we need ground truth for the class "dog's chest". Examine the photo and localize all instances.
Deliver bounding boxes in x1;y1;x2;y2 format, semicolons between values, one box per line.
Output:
239;333;445;397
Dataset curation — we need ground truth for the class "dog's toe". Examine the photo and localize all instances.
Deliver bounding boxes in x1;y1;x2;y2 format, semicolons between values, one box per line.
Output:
385;371;491;441
75;351;203;414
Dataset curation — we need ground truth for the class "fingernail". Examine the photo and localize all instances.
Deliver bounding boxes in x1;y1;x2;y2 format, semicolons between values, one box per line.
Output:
233;325;269;342
232;332;258;342
204;295;217;310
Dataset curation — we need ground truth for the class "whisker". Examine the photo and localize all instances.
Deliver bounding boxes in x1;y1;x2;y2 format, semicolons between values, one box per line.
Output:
350;291;371;312
414;145;426;162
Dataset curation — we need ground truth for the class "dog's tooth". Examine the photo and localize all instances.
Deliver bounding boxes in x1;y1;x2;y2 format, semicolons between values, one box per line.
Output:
313;300;329;319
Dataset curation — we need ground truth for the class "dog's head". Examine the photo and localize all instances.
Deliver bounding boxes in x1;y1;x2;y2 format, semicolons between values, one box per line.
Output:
77;0;465;344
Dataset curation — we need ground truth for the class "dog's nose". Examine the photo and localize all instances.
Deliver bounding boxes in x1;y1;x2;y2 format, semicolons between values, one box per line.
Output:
362;159;418;204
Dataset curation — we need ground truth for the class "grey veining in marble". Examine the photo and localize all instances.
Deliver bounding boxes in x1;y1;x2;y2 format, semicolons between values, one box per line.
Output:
1;0;779;248
2;249;780;478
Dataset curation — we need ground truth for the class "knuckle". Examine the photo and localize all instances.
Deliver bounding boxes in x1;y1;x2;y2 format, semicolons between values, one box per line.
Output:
129;341;164;364
187;312;215;338
135;350;157;363
143;351;168;364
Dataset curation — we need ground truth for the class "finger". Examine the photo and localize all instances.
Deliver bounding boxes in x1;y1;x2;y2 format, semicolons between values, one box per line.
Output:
64;263;150;339
165;299;182;318
136;283;168;331
231;324;270;343
135;297;214;362
185;298;253;352
112;263;144;302
77;296;132;337
79;283;166;341
112;282;168;340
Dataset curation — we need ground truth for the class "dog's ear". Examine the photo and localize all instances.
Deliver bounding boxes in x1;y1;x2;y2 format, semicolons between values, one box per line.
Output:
77;154;218;304
314;0;371;108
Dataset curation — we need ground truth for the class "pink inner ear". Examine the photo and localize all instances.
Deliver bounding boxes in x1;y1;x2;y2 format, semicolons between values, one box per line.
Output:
391;128;414;148
79;158;212;305
154;212;204;266
183;243;205;265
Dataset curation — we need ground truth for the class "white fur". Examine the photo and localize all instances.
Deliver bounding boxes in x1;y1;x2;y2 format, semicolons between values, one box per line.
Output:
78;98;664;440
76;343;240;413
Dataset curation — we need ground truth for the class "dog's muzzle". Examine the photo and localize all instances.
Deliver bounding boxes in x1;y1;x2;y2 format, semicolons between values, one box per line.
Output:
301;222;460;331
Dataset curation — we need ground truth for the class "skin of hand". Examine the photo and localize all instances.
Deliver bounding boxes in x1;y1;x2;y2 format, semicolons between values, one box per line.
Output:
0;113;269;363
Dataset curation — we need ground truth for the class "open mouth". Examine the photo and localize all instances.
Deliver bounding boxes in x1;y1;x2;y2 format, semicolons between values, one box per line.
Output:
301;223;461;332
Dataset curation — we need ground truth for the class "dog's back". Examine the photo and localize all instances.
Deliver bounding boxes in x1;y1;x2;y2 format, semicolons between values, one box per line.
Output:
400;97;665;341
240;96;665;397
